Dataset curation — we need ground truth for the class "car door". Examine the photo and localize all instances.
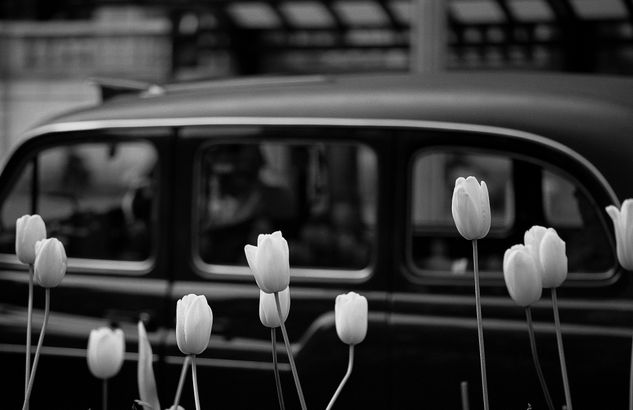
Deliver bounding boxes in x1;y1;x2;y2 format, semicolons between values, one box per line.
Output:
391;125;629;409
165;123;393;410
0;127;174;409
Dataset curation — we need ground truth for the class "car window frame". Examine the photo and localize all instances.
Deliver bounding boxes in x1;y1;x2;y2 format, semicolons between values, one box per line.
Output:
186;127;380;284
403;140;619;287
0;130;164;276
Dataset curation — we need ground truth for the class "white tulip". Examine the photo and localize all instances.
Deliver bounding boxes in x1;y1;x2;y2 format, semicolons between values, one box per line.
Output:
451;176;491;240
244;231;290;294
34;238;67;288
176;294;213;355
259;287;290;328
606;200;633;270
503;244;543;307
335;292;368;345
524;226;568;288
87;327;125;379
15;214;46;264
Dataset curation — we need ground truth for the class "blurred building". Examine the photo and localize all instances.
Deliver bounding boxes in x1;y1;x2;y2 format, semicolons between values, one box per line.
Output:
1;0;633;156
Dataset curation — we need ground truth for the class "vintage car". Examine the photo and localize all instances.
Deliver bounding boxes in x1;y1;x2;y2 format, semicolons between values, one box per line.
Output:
1;72;632;409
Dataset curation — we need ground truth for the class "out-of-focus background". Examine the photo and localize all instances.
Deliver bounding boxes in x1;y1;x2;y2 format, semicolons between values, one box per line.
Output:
1;0;632;159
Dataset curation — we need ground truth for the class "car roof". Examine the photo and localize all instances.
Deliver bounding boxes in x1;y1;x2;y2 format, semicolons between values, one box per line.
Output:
45;72;633;130
16;72;633;199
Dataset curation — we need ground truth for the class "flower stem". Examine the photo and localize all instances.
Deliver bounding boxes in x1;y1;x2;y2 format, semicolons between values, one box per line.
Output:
275;291;307;410
102;378;108;410
460;381;470;410
525;307;555;410
472;240;489;410
191;355;201;410
326;344;354;410
271;328;286;410
551;289;572;410
22;288;50;410
172;355;191;409
25;265;34;410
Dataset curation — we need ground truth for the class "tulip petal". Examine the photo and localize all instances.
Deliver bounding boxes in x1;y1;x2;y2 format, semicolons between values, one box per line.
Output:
539;229;567;288
622;200;633;269
244;244;260;283
479;180;491;237
175;298;186;351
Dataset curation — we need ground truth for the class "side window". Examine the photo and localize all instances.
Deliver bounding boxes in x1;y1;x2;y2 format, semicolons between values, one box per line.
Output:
409;149;614;278
196;142;377;271
0;141;158;261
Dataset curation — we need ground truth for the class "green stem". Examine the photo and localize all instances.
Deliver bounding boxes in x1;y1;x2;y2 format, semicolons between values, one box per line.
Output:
172;355;191;409
271;328;286;410
25;265;34;410
22;288;50;410
102;378;108;410
275;292;307;410
552;289;572;410
525;307;555;410
326;344;354;410
472;240;489;410
191;355;201;410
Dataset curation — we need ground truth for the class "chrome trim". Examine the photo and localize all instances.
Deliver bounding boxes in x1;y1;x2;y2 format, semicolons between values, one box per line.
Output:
14;116;621;283
164;355;290;372
0;254;153;275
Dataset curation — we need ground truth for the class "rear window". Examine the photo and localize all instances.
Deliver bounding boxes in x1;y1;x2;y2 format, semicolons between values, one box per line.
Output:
409;149;614;279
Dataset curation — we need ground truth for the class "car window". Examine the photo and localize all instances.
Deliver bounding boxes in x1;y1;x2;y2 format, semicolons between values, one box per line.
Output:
195;141;377;271
0;141;158;262
409;150;614;278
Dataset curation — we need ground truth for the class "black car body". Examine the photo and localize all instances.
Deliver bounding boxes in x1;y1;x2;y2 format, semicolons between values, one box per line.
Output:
1;72;633;409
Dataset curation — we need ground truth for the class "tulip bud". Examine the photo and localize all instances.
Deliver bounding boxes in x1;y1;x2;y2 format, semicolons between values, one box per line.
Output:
259;287;290;328
176;294;213;355
34;238;67;288
503;244;543;307
244;231;290;294
606;200;633;270
524;225;568;288
451;176;491;240
87;327;125;379
15;214;46;264
335;292;368;345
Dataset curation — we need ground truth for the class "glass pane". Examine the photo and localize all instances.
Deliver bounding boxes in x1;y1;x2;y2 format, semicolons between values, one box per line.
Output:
0;141;158;261
411;152;512;228
410;150;613;277
197;142;377;269
37;142;158;261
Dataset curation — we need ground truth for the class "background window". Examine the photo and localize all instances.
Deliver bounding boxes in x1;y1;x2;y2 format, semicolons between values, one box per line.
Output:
410;150;613;277
0;141;158;261
197;142;377;270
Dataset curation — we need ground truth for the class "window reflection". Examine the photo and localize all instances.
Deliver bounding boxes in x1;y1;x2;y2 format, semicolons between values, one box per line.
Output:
197;142;377;270
0;141;158;261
